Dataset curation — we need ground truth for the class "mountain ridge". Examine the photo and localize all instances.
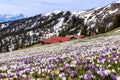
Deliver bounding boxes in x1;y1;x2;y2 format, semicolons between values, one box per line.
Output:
0;14;26;22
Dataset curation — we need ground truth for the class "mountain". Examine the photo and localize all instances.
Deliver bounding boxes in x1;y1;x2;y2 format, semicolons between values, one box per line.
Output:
0;0;120;53
0;14;25;22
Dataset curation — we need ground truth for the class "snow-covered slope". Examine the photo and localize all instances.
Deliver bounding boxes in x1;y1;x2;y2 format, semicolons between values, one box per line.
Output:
0;0;120;53
0;14;25;22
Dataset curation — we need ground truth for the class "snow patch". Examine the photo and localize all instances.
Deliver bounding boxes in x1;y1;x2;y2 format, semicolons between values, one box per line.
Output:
0;23;9;28
53;18;64;34
107;23;112;27
1;24;6;28
84;13;93;24
31;22;37;28
28;31;33;36
109;8;118;14
72;11;86;16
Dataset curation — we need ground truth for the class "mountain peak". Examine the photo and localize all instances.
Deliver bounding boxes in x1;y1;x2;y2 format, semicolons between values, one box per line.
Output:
43;10;62;16
0;14;26;22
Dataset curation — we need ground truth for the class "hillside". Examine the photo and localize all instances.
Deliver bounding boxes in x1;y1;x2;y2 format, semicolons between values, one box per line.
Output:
0;28;120;79
0;0;120;53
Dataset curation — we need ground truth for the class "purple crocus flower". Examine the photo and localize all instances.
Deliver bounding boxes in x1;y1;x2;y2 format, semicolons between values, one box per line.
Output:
15;71;19;75
111;74;117;80
84;59;88;64
57;58;63;63
29;64;33;70
60;66;66;72
76;59;81;64
84;74;89;80
7;74;11;78
71;71;77;77
46;64;51;70
84;71;93;79
87;71;92;76
0;74;3;78
76;52;80;56
24;78;29;80
84;64;89;69
99;56;105;61
100;67;105;71
110;58;114;62
100;71;105;79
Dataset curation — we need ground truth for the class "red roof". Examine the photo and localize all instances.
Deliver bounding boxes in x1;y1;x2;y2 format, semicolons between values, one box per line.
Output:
74;35;85;39
65;34;73;38
40;38;60;44
40;35;85;44
51;36;70;42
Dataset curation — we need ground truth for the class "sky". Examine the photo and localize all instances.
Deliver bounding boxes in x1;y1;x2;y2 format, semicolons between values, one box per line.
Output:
0;0;116;17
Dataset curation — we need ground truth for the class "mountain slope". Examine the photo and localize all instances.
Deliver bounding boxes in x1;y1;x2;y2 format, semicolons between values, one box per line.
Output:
0;14;25;22
0;0;120;53
0;25;120;79
1;25;120;61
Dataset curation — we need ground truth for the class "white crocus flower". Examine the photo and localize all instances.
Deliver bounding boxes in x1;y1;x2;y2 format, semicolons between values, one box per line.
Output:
116;76;120;80
22;74;27;78
97;71;100;74
118;67;120;71
13;73;17;78
99;65;102;67
59;73;65;78
38;70;41;75
62;77;67;80
92;62;95;64
47;69;51;73
30;71;34;75
37;78;41;80
97;59;100;63
108;60;111;63
70;64;76;67
108;64;111;68
112;69;116;73
101;59;105;64
65;63;70;67
79;75;83;79
104;70;111;76
115;61;118;64
19;70;24;75
96;64;99;67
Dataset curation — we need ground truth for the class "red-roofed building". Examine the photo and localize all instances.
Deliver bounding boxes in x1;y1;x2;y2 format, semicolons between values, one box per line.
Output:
40;35;85;44
65;34;85;40
40;38;60;44
74;35;85;39
51;36;70;42
65;34;73;38
65;34;76;40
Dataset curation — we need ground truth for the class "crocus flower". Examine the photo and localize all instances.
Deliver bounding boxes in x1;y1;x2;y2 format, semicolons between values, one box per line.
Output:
84;64;89;69
116;76;120;80
71;71;77;77
100;71;105;79
59;73;65;79
84;74;89;80
111;74;117;80
24;78;29;80
7;73;12;78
